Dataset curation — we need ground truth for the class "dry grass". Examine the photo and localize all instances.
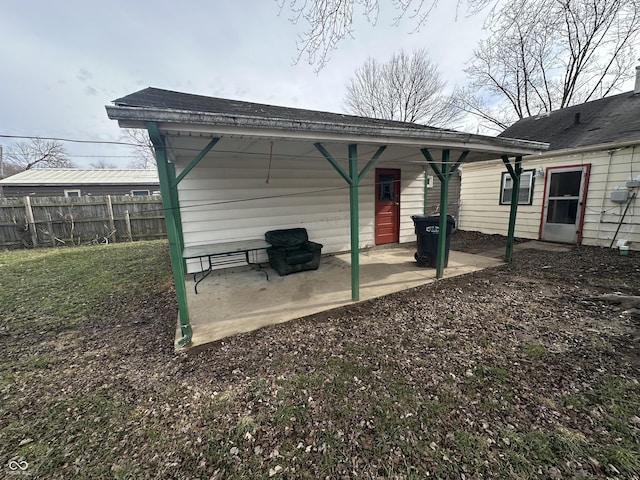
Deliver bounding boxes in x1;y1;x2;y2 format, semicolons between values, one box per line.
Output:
1;238;638;479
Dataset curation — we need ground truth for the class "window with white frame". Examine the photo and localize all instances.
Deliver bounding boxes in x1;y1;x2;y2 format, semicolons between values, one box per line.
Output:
64;189;81;197
499;170;534;205
131;189;150;196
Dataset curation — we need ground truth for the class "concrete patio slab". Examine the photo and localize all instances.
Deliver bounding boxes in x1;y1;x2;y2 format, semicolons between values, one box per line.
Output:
176;245;504;350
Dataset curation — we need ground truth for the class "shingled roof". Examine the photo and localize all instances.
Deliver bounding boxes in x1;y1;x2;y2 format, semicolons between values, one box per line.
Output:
113;87;447;132
498;90;640;150
108;87;548;161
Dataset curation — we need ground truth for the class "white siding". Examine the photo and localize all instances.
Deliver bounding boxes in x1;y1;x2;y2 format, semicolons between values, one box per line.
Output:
169;137;460;273
459;145;640;249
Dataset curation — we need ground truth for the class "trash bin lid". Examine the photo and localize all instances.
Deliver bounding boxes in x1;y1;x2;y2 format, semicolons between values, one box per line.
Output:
411;214;455;225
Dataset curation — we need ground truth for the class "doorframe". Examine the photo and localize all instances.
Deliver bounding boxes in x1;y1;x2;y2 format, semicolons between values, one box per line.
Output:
538;163;591;244
374;168;401;245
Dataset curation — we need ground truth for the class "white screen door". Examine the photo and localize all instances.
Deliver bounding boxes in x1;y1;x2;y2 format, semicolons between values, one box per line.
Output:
540;165;589;244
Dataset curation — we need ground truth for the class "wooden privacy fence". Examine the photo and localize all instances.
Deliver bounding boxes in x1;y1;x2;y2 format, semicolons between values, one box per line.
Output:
0;195;166;248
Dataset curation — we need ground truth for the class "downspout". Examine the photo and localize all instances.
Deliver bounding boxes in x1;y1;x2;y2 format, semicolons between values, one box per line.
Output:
423;166;429;215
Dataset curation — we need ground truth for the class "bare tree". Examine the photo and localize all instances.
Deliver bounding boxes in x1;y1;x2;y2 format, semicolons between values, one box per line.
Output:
90;159;118;169
122;129;156;169
277;0;500;70
450;88;512;134
344;49;463;127
4;138;74;174
458;0;640;130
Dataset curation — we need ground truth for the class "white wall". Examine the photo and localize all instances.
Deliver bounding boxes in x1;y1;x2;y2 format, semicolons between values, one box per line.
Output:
169;137;455;273
582;147;639;248
459;145;640;249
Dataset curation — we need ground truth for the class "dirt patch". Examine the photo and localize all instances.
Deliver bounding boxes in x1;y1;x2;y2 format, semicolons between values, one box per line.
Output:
2;231;639;479
450;229;529;254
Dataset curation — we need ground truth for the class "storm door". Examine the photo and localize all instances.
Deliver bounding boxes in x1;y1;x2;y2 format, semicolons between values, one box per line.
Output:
375;169;400;244
540;165;590;244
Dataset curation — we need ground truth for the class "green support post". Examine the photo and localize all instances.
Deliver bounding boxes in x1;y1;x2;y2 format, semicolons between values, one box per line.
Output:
348;144;360;300
147;122;192;346
167;163;185;254
173;137;219;188
436;150;450;279
502;155;523;262
314;143;386;301
421;149;468;279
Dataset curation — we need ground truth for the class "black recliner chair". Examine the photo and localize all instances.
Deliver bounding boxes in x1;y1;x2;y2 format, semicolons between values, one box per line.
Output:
264;228;323;276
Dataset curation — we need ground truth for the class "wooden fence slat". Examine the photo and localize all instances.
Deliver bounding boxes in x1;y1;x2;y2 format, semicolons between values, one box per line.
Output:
106;195;117;243
125;210;133;242
23;196;38;248
0;195;165;249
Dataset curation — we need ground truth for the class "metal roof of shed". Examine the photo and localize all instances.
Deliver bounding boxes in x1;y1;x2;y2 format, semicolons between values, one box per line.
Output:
0;169;159;185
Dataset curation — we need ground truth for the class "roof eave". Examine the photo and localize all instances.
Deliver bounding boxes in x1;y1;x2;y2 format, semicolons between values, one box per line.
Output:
527;138;640;159
106;105;549;157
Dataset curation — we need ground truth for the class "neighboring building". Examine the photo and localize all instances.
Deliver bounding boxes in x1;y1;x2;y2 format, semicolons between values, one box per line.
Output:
0;169;159;197
459;75;640;250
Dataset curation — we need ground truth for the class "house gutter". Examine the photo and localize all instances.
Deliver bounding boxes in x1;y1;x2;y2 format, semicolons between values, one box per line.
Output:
469;140;640;164
106;105;548;158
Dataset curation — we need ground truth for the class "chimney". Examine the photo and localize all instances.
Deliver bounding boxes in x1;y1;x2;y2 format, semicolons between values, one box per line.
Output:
636;65;640;94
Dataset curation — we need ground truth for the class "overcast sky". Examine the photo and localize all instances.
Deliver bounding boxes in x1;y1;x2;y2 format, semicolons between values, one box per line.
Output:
1;1;635;169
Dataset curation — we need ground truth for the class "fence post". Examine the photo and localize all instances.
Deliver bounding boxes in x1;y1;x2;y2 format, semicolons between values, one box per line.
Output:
23;196;38;248
106;195;117;243
125;210;133;242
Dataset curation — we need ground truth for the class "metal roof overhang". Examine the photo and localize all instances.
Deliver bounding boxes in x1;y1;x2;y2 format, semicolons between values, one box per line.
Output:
106;105;549;161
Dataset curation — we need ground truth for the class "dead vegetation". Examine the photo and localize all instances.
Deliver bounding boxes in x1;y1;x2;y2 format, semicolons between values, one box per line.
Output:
1;234;638;479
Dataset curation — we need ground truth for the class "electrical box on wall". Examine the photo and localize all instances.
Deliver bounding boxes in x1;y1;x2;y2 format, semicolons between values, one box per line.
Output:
426;175;434;188
611;189;628;203
627;180;640;188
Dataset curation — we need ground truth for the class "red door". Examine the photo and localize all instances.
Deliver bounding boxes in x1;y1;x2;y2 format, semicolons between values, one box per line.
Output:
375;168;400;245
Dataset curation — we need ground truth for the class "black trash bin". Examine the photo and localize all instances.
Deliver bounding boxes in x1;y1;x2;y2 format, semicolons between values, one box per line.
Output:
411;215;456;267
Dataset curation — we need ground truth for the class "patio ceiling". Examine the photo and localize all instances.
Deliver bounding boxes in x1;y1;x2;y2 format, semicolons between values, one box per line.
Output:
161;135;503;171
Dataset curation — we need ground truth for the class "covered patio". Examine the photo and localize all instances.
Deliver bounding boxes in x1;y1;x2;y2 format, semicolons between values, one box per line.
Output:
181;244;504;349
106;87;548;348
